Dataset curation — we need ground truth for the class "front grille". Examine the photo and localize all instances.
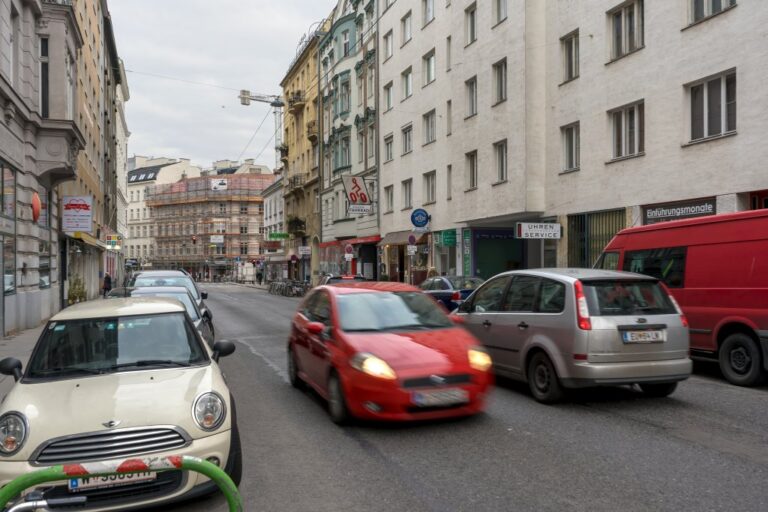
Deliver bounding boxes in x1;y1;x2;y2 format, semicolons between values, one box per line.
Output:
33;427;191;465
402;374;472;389
406;403;467;414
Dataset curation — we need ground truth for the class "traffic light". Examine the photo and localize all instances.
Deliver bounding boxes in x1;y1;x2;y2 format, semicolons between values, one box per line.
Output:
192;235;197;245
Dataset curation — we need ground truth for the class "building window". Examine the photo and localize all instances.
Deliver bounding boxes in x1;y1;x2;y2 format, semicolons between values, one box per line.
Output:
384;135;394;161
689;71;736;141
611;101;645;158
466;151;478;189
466;76;477;117
240;242;248;255
691;0;736;24
367;126;375;158
423;110;436;144
494;140;508;182
562;30;579;81
219;203;226;214
384;82;393;110
40;38;49;118
384;31;393;59
240;225;248;234
446;36;452;71
37;185;50;229
367;65;375;98
492;58;507;104
341;135;351;166
494;0;508;24
568;209;626;267
423;0;435;25
358;129;364;163
465;3;477;45
562;123;580;171
446;164;452;200
424;171;436;204
610;0;644;60
446;100;452;135
340;80;351;113
402;125;413;154
402;11;412;45
402;67;413;98
130;226;135;238
402;179;412;209
357;77;363;107
423;50;436;85
342;30;350;56
240;204;248;214
2;167;15;218
385;185;394;212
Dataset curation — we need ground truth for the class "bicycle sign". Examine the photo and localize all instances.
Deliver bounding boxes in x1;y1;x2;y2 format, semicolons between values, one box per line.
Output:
342;176;372;214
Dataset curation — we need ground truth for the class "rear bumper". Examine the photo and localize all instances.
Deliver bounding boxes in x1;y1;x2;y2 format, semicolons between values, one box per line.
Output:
561;358;692;388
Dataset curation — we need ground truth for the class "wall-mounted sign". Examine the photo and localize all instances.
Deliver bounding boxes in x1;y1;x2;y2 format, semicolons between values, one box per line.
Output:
410;208;430;228
210;235;224;244
344;253;353;261
298;246;311;256
515;222;562;239
436;229;457;247
643;198;716;225
407;245;418;255
62;196;93;233
211;178;228;191
342;175;372;215
462;229;472;277
269;232;290;240
262;241;282;250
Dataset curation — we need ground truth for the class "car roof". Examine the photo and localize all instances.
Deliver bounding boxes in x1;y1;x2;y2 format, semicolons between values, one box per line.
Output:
51;297;186;321
327;281;421;294
495;268;656;283
128;286;193;295
134;270;188;277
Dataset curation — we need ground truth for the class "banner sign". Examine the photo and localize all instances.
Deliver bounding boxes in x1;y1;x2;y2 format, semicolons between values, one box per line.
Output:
62;196;93;233
515;223;562;239
211;178;228;191
269;232;290;240
210;235;224;244
643;198;716;225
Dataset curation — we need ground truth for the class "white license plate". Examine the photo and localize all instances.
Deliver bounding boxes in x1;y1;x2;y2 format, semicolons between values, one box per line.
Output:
411;388;469;407
622;330;664;343
68;472;156;492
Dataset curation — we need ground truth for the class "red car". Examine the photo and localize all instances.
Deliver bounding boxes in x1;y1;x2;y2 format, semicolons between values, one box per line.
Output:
287;282;493;423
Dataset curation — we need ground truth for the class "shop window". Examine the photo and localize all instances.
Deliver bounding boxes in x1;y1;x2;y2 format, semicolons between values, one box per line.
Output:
39;240;50;289
567;209;625;267
623;247;687;288
3;167;15;218
4;237;15;295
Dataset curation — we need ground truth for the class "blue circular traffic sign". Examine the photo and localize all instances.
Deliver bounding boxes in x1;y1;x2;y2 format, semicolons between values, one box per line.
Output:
411;208;430;228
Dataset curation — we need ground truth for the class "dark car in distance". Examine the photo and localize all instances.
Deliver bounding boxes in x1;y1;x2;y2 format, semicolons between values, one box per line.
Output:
420;276;485;311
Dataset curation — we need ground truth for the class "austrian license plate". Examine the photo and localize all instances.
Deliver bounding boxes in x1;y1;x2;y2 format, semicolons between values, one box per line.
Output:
622;330;664;343
68;472;156;492
411;388;469;407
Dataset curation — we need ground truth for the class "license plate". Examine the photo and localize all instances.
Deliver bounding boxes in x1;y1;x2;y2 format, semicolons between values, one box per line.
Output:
411;388;469;407
622;330;664;343
68;472;156;492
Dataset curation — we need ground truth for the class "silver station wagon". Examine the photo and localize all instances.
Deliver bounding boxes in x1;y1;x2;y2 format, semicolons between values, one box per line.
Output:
453;269;692;403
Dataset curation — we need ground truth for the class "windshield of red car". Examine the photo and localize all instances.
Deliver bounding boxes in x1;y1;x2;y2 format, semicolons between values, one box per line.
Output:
336;292;453;332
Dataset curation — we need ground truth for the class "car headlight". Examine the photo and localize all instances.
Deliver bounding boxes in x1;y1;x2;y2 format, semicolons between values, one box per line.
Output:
193;392;226;431
0;412;27;455
350;353;397;380
468;347;492;372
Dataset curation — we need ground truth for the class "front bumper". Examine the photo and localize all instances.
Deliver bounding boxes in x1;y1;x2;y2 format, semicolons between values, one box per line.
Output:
561;358;693;388
0;430;231;512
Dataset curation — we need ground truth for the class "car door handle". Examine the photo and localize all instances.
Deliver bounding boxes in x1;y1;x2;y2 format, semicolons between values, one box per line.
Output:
482;320;492;328
518;322;529;330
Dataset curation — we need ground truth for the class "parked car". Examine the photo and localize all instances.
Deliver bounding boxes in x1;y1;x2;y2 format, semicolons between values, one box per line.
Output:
454;269;692;403
420;276;484;311
596;209;768;386
129;272;212;327
287;281;493;423
0;298;240;510
317;274;369;285
108;286;215;347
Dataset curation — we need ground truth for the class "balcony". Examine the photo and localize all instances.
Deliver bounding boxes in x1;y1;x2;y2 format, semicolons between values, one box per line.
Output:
287;215;306;235
288;91;306;115
277;143;289;164
306;119;318;142
42;0;73;5
285;173;307;193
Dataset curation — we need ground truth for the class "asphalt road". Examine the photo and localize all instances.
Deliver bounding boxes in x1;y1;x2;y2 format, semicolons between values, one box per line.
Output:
166;283;768;512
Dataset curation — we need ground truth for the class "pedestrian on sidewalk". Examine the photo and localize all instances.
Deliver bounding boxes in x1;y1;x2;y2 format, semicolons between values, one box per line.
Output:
256;271;263;286
102;272;112;298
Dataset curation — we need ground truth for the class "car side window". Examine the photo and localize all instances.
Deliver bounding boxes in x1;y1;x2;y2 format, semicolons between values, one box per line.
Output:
623;247;687;288
311;292;332;326
597;252;619;270
471;277;512;313
436;279;450;290
302;292;318;318
502;276;539;312
420;279;433;291
537;279;566;313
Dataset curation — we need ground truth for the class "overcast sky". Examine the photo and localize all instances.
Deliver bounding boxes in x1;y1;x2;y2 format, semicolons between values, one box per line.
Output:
109;0;332;170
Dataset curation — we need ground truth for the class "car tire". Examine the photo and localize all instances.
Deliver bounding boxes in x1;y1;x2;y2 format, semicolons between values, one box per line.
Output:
287;345;303;389
638;382;678;397
226;416;243;487
327;372;350;425
719;333;765;387
527;352;564;404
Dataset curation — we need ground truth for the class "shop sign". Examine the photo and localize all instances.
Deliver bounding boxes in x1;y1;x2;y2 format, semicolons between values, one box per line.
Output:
643;198;716;225
436;229;457;247
462;229;472;277
298;246;311;256
348;204;372;214
210;234;224;244
62;196;93;233
407;245;418;255
410;208;430;228
342;175;372;209
269;232;290;240
263;241;282;250
344;253;353;261
516;222;562;239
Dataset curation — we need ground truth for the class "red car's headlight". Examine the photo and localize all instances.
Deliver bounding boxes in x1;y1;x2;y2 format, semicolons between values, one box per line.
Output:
350;353;397;380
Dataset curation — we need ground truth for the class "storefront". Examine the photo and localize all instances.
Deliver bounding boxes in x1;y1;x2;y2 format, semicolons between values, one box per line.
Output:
378;231;427;284
465;228;526;280
566;209;627;268
319;235;380;279
433;229;458;276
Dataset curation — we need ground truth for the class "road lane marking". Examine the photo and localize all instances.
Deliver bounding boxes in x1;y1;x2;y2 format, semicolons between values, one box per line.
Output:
233;338;289;384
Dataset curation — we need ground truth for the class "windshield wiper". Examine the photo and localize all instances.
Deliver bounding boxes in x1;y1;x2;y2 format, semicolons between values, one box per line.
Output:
107;360;192;371
30;367;104;377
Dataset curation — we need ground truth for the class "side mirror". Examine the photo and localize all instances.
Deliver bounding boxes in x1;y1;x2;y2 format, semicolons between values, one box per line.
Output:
200;291;208;300
0;358;23;381
450;315;466;325
307;322;325;335
212;340;235;362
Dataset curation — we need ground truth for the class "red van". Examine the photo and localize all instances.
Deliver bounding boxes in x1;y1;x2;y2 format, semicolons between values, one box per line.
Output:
595;209;768;386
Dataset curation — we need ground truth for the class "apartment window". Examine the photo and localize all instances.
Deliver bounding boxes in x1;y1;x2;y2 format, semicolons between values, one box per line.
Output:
142;226;147;238
340;80;351;113
402;125;413;154
402;68;413;98
357;77;363;106
384;30;393;59
240;242;249;255
610;0;644;60
384;82;393;110
342;30;350;56
465;3;477;45
691;0;736;23
402;179;413;209
446;36;452;71
130;226;135;238
495;0;508;24
611;102;645;158
384;186;393;212
367;126;375;158
466;151;478;189
466;76;478;117
384;135;394;161
446;100;452;135
562;30;579;81
358;129;364;163
689;71;736;141
40;38;49;118
219;203;226;214
341;135;351;166
423;0;435;25
446;165;453;200
402;11;413;45
493;59;507;104
240;204;248;214
494;140;508;182
562;123;580;171
424;171;436;204
423;50;436;85
240;225;248;234
423;110;436;144
367;65;375;98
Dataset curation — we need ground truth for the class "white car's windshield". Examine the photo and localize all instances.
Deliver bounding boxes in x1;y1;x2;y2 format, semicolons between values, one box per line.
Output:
26;313;207;380
337;292;453;332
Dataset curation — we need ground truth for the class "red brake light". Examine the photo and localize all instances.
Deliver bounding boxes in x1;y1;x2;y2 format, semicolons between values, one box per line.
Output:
451;291;461;301
573;280;592;330
680;315;689;328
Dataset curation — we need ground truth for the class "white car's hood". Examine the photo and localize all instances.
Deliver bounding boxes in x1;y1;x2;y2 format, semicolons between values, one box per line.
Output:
0;364;230;462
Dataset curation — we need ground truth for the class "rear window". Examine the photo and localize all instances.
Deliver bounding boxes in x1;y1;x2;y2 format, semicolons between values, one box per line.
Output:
583;280;676;316
133;276;200;300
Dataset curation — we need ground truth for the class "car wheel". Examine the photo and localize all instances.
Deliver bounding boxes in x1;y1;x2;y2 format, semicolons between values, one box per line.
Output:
639;382;678;397
327;372;350;425
527;352;563;404
287;345;303;389
719;333;765;387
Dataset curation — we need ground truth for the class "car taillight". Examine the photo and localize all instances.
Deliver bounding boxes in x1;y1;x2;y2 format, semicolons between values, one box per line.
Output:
661;283;689;328
451;291;461;301
573;280;591;330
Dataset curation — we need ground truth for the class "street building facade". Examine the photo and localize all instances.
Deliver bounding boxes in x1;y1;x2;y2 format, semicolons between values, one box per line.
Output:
114;58;129;284
262;173;285;281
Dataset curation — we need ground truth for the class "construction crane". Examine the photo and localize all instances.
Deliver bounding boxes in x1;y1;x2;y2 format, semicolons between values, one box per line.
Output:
238;90;285;170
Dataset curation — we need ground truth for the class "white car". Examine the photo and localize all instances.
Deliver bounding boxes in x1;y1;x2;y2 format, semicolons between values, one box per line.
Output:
0;298;240;510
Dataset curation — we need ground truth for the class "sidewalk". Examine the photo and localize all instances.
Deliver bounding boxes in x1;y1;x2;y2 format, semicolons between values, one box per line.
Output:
0;325;44;397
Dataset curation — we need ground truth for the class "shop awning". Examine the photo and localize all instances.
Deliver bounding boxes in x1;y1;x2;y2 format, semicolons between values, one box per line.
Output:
66;231;107;250
377;230;426;246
